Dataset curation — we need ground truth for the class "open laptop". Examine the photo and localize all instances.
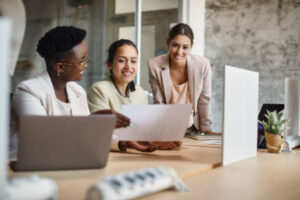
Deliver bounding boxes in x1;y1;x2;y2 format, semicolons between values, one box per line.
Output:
222;65;259;166
11;115;115;171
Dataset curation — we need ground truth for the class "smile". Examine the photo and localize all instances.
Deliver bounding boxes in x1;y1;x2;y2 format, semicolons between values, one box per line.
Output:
122;71;133;76
174;55;183;59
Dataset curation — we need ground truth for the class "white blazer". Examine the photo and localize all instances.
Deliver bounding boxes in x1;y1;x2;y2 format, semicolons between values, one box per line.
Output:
10;71;90;158
11;71;90;117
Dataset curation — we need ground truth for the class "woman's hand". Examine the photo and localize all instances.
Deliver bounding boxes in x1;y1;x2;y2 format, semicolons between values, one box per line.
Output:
92;109;130;128
149;141;182;150
204;131;222;135
118;141;158;152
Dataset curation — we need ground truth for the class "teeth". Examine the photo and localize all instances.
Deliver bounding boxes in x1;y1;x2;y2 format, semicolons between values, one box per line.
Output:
122;72;132;75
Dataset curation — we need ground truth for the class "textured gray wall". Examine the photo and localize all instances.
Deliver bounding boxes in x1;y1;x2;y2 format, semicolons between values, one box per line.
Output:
205;0;300;132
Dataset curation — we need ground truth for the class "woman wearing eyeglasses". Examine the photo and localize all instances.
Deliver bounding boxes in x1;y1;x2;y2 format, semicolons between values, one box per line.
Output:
10;26;136;158
11;27;92;116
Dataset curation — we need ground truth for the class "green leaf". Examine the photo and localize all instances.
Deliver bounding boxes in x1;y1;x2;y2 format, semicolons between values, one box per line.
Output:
261;109;289;135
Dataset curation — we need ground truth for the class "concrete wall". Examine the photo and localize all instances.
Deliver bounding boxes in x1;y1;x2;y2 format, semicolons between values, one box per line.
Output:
205;0;300;132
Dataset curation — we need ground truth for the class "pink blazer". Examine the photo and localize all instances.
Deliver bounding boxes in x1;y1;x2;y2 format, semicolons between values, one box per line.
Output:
148;54;212;132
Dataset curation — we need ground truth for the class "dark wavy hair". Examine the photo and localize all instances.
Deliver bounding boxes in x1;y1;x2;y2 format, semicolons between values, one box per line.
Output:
36;26;86;70
107;39;138;93
167;23;194;44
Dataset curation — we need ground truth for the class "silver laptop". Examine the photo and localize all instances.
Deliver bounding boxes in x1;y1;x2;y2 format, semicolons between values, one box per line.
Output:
11;115;115;171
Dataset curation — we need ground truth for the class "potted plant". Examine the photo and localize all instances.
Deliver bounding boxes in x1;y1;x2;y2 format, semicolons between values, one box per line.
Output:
258;110;288;153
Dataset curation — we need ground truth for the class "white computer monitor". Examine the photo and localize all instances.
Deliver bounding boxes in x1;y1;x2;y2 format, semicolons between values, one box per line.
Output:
0;18;12;199
283;78;300;151
222;65;259;166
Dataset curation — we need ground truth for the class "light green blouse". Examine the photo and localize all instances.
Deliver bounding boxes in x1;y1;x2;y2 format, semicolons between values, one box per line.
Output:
88;78;148;113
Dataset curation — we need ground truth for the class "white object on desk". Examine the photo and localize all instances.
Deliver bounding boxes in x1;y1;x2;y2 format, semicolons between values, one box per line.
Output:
87;166;188;200
199;140;222;145
283;78;300;151
0;17;58;200
222;65;259;166
5;175;58;200
0;17;12;200
118;104;192;141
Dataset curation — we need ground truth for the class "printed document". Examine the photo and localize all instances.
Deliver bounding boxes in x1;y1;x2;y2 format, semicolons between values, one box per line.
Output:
117;104;192;141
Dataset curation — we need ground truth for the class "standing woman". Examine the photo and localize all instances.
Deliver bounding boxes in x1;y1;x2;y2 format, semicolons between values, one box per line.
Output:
148;23;218;135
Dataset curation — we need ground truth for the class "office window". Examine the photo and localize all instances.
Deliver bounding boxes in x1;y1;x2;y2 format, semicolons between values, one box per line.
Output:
140;1;178;94
12;0;110;91
12;0;178;96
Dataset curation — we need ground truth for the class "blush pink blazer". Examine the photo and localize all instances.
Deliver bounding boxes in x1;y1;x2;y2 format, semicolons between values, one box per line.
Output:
148;54;212;132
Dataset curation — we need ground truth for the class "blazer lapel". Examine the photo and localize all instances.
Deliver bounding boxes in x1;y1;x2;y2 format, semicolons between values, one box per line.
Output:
66;83;82;115
40;71;58;115
187;56;197;111
160;56;172;104
41;71;56;97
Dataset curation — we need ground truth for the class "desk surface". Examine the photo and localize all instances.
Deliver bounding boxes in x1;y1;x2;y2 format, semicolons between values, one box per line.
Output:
9;140;300;200
141;149;300;200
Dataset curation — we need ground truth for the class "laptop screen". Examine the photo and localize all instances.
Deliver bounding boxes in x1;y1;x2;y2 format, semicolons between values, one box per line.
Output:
258;104;284;122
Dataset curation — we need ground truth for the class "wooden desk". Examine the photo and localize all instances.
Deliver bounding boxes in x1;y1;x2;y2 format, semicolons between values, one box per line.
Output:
140;149;300;200
9;140;222;200
9;141;300;200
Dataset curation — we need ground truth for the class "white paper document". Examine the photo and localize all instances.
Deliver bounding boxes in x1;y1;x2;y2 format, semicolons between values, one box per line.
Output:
199;140;222;145
117;104;192;141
